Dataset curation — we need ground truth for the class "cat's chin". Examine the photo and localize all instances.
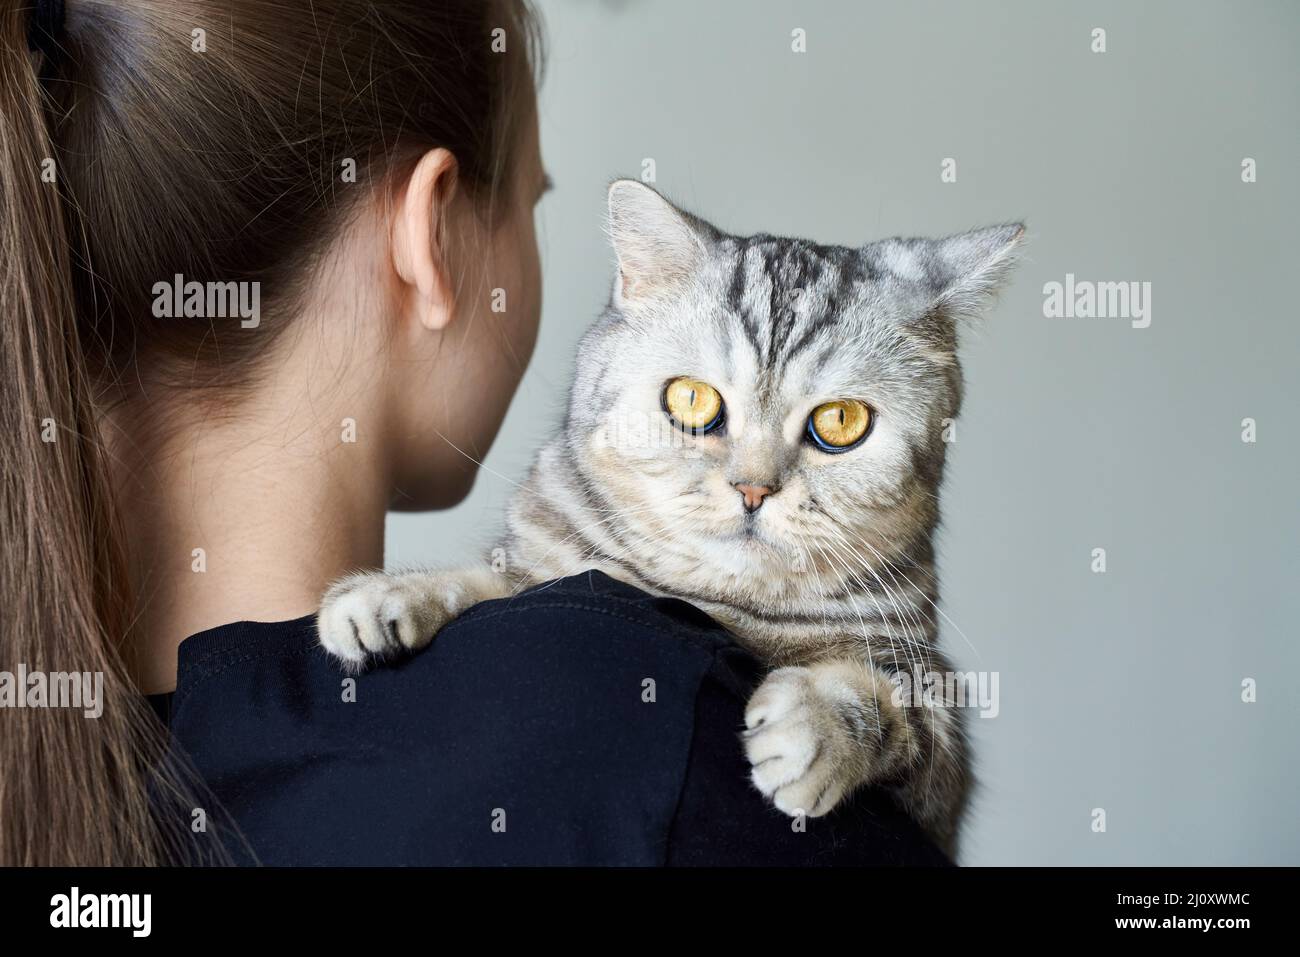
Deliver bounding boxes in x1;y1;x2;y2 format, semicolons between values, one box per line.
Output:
713;526;792;569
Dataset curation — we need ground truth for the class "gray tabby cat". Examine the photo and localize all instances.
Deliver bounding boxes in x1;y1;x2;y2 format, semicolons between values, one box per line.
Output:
317;180;1023;855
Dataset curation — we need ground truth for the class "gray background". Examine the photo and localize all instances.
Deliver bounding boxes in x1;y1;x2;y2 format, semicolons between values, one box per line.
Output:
387;0;1300;865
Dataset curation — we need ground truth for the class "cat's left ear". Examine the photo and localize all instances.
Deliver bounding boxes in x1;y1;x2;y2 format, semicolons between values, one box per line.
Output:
606;180;712;309
921;223;1026;321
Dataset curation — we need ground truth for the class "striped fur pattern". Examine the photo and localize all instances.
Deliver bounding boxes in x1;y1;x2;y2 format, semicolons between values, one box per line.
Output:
318;181;1024;856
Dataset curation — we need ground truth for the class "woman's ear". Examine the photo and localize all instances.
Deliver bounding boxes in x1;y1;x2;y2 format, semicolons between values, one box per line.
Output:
393;148;459;331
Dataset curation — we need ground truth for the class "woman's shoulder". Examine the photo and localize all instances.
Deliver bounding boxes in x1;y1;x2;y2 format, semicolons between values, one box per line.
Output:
451;569;745;652
175;570;756;697
435;570;767;705
166;571;948;866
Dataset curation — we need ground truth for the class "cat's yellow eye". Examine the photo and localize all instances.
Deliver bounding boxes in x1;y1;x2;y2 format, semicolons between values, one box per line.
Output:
807;399;872;451
663;377;724;434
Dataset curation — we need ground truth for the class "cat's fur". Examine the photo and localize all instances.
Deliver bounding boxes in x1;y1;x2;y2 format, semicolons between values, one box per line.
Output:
317;180;1024;856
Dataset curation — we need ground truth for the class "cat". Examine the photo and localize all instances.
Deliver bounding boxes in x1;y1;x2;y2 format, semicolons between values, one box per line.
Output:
317;179;1024;855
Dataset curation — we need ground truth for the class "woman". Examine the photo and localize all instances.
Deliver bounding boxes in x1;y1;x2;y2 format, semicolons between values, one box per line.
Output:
0;0;946;865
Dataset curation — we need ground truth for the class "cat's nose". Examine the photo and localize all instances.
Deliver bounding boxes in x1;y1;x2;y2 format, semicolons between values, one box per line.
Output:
733;483;774;513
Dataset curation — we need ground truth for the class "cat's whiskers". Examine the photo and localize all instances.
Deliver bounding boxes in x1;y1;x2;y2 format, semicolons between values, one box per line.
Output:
813;530;928;681
817;525;965;797
804;493;954;663
425;425;698;519
511;491;701;594
795;520;935;770
816;527;942;781
614;496;726;570
807;540;888;748
576;500;708;579
524;500;709;601
421;426;536;499
817;524;933;667
849;530;983;663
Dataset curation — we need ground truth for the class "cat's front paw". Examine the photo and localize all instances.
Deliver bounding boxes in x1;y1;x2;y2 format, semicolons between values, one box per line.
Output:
316;571;456;671
743;667;869;817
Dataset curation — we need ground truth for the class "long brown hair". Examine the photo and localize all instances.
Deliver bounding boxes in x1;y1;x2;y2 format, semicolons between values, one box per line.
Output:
0;0;542;865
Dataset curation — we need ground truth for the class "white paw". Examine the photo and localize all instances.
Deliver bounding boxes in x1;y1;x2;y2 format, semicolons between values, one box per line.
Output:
316;571;458;671
743;667;862;817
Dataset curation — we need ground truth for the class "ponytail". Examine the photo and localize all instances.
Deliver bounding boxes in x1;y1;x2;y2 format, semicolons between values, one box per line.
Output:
0;2;164;865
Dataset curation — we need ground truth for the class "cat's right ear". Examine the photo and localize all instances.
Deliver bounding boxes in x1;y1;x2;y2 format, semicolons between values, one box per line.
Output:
606;180;706;308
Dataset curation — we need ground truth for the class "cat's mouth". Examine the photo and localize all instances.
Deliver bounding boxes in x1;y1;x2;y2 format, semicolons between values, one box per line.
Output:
733;520;781;553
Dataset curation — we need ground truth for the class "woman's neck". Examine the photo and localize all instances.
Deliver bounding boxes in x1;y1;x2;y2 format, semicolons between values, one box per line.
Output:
104;386;391;695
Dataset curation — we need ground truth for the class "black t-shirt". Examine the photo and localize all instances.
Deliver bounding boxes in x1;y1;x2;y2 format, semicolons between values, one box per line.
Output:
153;571;950;866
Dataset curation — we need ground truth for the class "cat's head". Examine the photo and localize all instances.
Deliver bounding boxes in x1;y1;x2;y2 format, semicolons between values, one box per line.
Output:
565;180;1023;590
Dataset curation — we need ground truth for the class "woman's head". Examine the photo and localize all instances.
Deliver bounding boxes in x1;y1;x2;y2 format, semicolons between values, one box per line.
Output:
0;0;544;864
59;0;544;500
